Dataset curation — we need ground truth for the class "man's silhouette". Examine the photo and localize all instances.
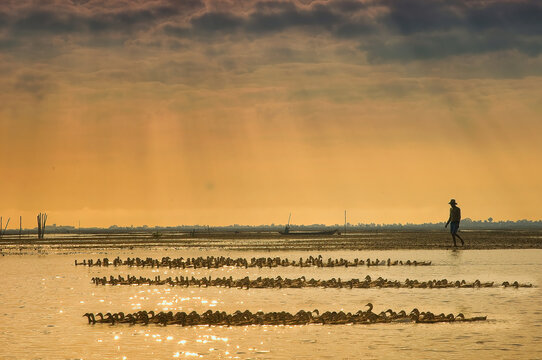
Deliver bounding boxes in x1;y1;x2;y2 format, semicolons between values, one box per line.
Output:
445;199;465;247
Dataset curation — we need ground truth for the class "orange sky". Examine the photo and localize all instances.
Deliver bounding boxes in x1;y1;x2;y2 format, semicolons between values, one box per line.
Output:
1;0;542;227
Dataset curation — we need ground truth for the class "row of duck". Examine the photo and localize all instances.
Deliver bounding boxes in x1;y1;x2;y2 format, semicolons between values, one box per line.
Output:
91;274;533;289
74;255;432;268
83;304;487;326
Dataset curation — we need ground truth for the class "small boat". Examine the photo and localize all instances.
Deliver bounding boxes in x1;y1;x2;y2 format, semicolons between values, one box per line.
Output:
278;214;338;235
278;225;338;236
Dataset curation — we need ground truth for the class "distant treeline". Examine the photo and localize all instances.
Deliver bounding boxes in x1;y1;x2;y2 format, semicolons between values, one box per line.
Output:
350;218;542;230
2;218;542;234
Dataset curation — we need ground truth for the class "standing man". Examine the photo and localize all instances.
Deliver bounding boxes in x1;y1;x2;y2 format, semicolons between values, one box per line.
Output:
445;199;465;247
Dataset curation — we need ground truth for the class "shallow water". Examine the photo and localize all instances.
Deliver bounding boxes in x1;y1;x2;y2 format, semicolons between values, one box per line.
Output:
0;248;541;359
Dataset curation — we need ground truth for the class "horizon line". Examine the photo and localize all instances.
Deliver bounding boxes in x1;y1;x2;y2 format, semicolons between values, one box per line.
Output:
2;217;542;231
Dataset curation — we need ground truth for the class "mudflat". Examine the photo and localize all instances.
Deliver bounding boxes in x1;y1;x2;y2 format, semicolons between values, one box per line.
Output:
1;229;541;250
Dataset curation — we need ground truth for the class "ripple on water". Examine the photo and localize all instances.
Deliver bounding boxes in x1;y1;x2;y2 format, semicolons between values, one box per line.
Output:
0;248;541;359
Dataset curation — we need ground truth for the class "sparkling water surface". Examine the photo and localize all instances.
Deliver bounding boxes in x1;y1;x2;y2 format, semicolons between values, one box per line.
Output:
0;248;541;359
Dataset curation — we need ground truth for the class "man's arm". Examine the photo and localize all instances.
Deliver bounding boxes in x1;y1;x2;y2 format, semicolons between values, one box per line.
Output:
445;209;451;227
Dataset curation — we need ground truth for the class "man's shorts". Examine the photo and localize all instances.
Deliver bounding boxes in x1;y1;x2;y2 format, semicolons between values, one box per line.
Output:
450;221;460;234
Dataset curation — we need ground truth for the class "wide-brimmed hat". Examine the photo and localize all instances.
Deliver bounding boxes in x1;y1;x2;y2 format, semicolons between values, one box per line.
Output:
449;199;457;205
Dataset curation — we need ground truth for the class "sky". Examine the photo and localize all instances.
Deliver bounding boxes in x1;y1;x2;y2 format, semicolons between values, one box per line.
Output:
1;0;541;227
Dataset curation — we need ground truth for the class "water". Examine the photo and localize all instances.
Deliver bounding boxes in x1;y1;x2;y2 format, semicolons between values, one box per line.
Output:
0;248;541;359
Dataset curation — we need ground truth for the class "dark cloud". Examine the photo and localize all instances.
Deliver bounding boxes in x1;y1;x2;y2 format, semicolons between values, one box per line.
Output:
247;4;342;33
381;0;542;35
381;0;465;34
162;24;191;37
467;1;542;34
334;20;374;38
12;10;83;35
71;0;91;5
0;11;8;29
365;0;542;62
187;4;344;35
0;0;541;64
184;0;541;61
7;0;204;36
13;72;55;100
365;31;542;63
190;12;244;33
254;1;298;12
0;38;17;50
329;0;370;13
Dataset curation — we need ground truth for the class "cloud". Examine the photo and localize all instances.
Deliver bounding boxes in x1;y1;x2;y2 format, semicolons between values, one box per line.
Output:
381;0;542;35
381;0;465;34
0;10;8;29
246;3;343;33
0;0;541;70
182;0;542;61
13;71;56;100
162;24;190;37
6;0;204;36
328;0;371;13
190;12;244;33
0;38;17;50
466;1;542;34
362;0;542;61
365;30;542;63
186;3;345;36
12;10;83;35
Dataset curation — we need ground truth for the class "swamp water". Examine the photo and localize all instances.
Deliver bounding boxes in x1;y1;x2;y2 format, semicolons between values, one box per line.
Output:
0;248;541;359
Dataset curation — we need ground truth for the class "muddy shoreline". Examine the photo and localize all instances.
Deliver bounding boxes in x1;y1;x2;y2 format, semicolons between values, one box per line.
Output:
1;230;541;250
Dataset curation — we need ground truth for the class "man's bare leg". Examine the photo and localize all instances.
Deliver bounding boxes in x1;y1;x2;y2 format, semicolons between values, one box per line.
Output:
455;233;465;246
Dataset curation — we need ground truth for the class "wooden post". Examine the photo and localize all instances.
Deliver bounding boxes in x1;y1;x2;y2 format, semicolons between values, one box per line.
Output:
344;210;347;235
0;217;2;239
37;214;41;239
2;217;10;238
19;216;22;239
44;213;47;238
36;213;47;239
41;213;47;239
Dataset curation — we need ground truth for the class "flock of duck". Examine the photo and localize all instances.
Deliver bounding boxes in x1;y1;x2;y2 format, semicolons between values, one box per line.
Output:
83;303;487;326
74;255;432;268
91;274;533;289
80;253;502;326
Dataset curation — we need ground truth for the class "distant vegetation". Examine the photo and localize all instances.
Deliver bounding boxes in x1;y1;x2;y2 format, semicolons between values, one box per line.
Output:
349;218;542;230
2;218;542;235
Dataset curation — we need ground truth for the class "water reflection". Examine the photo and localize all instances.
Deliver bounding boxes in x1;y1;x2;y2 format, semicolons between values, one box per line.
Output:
450;248;462;257
0;248;540;359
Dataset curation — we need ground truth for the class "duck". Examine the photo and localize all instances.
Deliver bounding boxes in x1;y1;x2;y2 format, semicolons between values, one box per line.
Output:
83;313;96;324
409;308;420;322
105;312;116;325
94;312;108;323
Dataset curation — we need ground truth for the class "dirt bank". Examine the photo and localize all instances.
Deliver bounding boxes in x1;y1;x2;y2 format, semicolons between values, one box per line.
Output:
1;230;541;251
